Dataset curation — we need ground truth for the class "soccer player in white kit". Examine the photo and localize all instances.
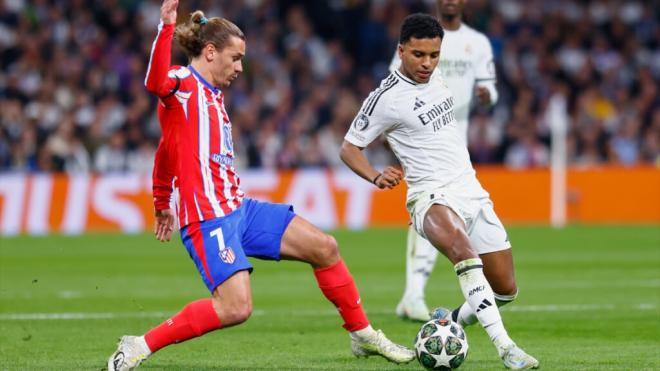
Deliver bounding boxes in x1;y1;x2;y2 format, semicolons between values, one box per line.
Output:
389;0;503;323
340;14;539;369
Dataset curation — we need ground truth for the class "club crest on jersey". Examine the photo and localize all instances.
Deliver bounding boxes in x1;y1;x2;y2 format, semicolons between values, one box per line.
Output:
219;246;236;264
222;123;234;154
354;113;369;131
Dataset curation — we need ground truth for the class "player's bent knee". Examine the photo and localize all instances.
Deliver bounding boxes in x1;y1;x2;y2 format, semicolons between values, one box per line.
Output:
495;281;518;297
226;298;253;324
313;233;340;266
325;234;339;253
233;302;252;324
494;289;518;306
211;291;253;325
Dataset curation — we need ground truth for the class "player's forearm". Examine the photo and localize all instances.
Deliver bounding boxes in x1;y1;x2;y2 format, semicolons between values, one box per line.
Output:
340;141;381;185
152;137;175;210
144;22;175;96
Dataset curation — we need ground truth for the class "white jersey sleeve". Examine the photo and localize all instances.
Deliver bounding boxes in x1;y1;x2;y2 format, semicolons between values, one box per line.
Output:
345;76;399;148
473;33;498;106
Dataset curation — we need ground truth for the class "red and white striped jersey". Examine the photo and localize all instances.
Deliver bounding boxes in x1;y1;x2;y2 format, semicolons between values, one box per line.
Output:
147;22;244;227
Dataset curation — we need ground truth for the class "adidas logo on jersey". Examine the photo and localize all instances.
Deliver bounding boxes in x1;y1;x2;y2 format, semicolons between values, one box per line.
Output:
413;97;426;111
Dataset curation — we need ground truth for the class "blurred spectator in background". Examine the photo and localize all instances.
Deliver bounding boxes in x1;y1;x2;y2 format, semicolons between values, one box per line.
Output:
94;130;128;173
0;0;658;173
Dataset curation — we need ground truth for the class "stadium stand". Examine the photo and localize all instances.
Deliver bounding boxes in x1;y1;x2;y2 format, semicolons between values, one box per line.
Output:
0;0;658;172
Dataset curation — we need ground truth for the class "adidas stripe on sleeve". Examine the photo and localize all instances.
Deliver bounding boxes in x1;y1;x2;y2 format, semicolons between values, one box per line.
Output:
345;74;400;148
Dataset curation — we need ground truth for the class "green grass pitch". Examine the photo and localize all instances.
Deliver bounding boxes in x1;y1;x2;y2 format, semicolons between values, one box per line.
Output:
1;226;658;370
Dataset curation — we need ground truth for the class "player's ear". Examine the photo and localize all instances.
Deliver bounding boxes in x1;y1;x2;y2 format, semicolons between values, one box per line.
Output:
397;43;404;58
204;43;216;62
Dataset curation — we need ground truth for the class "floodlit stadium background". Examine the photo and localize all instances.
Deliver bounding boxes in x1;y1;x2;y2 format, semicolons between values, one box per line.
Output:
1;2;658;371
0;0;658;231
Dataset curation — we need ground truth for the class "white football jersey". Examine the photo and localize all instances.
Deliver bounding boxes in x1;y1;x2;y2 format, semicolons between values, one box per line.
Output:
389;23;497;144
344;70;488;203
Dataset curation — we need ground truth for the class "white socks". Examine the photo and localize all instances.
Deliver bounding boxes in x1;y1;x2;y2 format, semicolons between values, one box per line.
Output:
454;258;513;350
350;325;375;340
137;336;152;356
402;226;438;302
454;291;518;327
454;301;478;327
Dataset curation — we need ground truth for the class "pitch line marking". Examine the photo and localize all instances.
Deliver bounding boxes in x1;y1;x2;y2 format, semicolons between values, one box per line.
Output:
0;303;656;321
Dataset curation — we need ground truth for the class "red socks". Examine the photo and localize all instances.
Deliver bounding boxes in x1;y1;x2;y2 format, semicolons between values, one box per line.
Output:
314;259;369;332
144;299;222;353
143;260;367;352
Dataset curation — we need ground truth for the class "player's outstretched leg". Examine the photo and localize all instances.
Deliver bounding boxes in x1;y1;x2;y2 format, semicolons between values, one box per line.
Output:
108;272;250;370
315;259;415;364
280;216;415;364
423;205;538;370
396;225;437;322
108;297;223;371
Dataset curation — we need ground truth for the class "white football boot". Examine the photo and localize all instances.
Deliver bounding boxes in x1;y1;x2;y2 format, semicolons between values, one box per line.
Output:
107;336;151;371
395;297;431;322
499;343;540;370
350;327;415;364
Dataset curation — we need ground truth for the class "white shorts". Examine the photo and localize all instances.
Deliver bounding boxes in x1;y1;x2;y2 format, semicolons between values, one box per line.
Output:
407;188;511;255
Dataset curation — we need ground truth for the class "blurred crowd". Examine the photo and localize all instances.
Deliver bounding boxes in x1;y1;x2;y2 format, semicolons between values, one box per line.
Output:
0;0;658;173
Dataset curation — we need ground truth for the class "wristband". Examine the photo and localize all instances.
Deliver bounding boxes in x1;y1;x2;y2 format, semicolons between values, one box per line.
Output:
372;173;382;185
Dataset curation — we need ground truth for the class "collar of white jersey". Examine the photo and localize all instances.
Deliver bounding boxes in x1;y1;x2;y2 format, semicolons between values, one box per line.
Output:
393;69;421;86
188;65;221;94
442;22;466;34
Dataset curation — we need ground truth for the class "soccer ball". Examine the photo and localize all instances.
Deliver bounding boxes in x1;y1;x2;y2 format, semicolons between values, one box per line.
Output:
414;318;468;370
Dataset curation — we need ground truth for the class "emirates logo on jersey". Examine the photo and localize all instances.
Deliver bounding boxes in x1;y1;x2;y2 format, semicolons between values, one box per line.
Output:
417;96;456;132
439;60;472;77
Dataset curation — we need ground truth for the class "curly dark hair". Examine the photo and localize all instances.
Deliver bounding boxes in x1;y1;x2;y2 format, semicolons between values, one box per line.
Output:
399;13;444;44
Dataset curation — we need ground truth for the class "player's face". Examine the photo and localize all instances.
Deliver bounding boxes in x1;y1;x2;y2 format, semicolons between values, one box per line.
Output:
398;37;441;83
209;35;245;88
436;0;465;17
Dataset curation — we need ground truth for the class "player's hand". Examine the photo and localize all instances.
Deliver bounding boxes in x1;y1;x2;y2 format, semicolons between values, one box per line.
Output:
374;166;403;189
160;0;178;25
154;208;175;242
476;86;491;106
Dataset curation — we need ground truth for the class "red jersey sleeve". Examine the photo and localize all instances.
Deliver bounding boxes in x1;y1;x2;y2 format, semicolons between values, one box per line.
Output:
152;105;177;211
145;22;180;100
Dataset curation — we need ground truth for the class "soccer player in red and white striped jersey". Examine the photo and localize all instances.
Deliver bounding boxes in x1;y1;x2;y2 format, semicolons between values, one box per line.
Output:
107;1;414;370
146;8;244;227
